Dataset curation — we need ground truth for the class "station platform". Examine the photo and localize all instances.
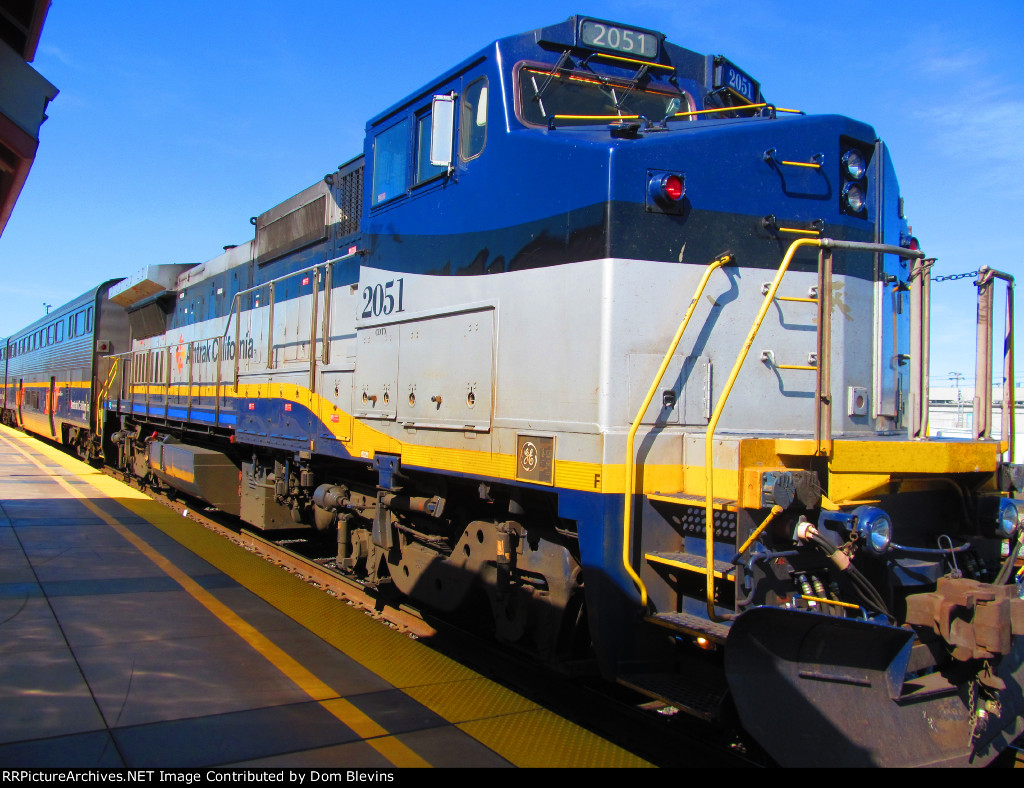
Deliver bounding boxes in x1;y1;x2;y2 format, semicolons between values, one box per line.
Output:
0;425;650;769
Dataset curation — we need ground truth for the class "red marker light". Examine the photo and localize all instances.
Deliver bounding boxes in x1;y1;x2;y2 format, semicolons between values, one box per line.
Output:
648;172;686;207
664;174;684;201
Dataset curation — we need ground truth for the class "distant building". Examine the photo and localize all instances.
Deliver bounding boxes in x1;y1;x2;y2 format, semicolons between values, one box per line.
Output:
0;0;57;237
929;383;1022;464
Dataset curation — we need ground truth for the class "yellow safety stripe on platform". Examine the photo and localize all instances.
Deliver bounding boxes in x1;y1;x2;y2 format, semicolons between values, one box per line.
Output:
0;425;649;768
0;428;430;768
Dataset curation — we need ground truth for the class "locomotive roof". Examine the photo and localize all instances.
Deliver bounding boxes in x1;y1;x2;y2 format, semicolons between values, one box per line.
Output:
365;15;703;130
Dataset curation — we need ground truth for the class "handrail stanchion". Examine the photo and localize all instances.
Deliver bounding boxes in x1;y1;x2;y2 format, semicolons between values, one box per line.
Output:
233;296;241;388
267;282;276;370
814;247;833;455
975;269;994;440
909;258;934;440
974;268;1016;458
1004;275;1015;461
308;266;320;394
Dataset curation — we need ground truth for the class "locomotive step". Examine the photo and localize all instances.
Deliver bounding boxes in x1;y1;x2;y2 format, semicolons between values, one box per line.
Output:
646;492;738;512
617;668;731;722
646;551;736;581
644;610;732;643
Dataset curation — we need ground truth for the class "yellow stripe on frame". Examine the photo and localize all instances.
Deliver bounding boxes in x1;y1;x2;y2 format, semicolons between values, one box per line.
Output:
114;383;1002;497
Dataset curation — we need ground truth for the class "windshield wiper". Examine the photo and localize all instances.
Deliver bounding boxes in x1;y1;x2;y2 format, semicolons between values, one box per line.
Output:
531;49;572;105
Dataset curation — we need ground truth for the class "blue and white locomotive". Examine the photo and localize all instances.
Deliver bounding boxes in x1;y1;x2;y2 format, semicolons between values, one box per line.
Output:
6;16;1023;767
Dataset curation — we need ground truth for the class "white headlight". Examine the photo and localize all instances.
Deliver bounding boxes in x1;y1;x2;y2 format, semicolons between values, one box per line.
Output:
842;149;867;180
843;182;865;213
855;506;892;554
997;498;1021;539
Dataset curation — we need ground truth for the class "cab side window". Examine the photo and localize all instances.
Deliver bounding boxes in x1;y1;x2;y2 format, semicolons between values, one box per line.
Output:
460;77;488;161
415;112;446;184
371;119;411;206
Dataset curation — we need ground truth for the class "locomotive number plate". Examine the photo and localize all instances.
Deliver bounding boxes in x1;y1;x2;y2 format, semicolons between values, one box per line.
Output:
580;20;659;59
713;57;760;104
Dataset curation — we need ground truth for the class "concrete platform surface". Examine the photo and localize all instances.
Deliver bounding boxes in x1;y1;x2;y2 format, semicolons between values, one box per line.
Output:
0;426;650;768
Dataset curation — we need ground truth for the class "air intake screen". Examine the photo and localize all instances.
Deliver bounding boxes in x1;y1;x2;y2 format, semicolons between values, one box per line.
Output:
337;165;363;238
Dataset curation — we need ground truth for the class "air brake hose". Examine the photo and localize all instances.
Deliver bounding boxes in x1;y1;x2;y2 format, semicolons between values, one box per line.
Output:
795;523;892;617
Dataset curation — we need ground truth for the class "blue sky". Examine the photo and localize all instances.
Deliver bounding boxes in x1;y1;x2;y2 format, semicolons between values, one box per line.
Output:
1;0;1021;387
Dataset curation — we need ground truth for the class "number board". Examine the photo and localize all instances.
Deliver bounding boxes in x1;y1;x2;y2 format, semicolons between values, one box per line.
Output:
713;57;760;104
579;20;659;60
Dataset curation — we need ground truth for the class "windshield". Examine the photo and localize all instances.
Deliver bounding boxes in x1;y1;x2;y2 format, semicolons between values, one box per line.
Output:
518;65;686;127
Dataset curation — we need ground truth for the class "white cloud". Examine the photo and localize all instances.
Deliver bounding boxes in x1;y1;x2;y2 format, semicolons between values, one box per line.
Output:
901;42;1024;198
36;44;78;69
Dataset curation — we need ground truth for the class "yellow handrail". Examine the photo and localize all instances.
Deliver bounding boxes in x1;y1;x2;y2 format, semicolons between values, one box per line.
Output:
95;357;120;435
777;226;822;236
765;149;824;169
551;114;642;122
734;504;784;558
622;254;733;607
551;102;802;127
701;237;923;621
671;103;767;119
588;52;676;70
703;238;821;620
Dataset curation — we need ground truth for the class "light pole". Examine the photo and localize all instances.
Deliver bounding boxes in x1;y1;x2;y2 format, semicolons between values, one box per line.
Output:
949;372;965;427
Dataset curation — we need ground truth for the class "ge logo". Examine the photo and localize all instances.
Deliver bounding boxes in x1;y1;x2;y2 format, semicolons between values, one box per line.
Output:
520;442;539;472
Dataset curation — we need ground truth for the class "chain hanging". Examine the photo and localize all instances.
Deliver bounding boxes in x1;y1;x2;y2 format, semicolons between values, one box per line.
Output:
933;269;981;282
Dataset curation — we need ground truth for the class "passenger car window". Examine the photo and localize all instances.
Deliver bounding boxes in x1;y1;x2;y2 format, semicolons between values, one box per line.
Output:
460;78;488;161
372;119;411;206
